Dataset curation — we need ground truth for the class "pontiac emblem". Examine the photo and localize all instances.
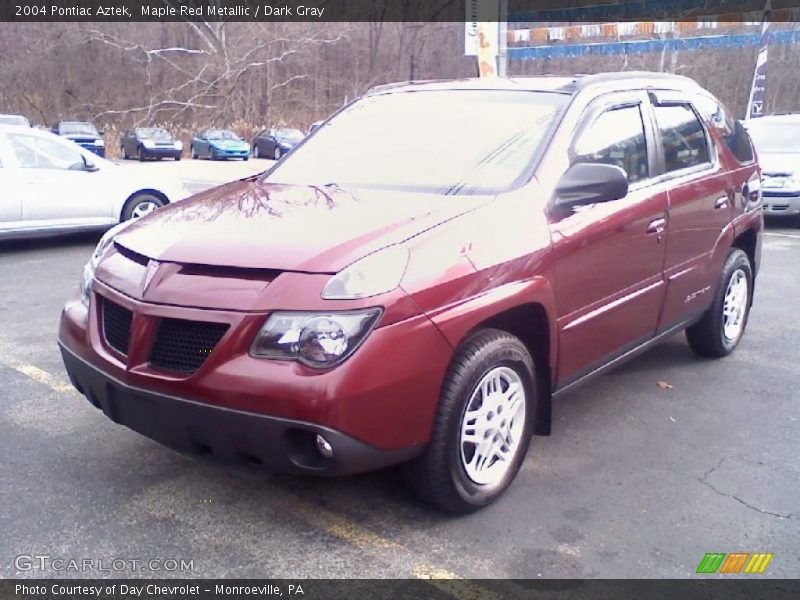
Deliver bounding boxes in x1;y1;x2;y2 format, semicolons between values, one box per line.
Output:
142;259;160;295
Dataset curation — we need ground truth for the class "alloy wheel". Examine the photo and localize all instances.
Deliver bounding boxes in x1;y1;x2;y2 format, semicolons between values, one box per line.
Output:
722;268;748;341
131;201;159;219
460;366;527;486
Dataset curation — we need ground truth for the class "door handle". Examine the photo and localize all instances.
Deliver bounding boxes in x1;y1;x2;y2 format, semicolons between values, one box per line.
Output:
647;218;666;235
714;196;729;210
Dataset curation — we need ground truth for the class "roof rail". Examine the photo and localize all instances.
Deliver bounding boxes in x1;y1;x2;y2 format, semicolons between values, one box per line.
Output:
575;71;697;89
367;79;447;94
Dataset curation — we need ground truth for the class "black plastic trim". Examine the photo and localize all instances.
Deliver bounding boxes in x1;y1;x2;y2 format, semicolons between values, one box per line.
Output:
59;342;423;476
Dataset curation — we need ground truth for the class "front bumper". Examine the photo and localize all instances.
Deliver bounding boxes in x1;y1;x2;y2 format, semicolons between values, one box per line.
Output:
59;342;421;475
58;275;453;473
142;146;182;158
211;147;249;159
763;191;800;216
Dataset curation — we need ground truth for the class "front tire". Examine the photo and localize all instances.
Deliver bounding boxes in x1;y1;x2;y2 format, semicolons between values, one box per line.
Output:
138;146;146;162
121;145;129;160
121;193;165;221
686;248;752;358
190;145;198;159
404;328;535;514
274;146;282;160
253;145;261;159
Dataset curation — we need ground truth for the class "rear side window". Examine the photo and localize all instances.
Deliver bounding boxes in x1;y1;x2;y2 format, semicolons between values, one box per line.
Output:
573;105;649;183
692;93;754;164
654;104;710;173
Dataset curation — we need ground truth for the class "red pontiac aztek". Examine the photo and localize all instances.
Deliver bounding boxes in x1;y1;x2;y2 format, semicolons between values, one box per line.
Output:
59;73;762;513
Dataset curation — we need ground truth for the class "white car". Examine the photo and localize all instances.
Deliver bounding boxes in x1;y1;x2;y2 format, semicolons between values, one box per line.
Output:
0;124;191;240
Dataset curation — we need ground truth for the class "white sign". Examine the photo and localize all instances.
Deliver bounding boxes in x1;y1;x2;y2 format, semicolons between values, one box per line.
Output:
465;0;480;55
465;0;499;56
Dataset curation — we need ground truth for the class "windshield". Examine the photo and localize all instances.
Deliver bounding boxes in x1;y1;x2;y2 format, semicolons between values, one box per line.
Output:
276;128;304;140
60;122;98;136
208;130;239;140
266;90;567;194
746;122;800;153
0;115;29;126
137;127;171;140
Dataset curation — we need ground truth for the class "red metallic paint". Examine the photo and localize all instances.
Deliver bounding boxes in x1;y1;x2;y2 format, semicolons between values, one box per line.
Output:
59;75;763;471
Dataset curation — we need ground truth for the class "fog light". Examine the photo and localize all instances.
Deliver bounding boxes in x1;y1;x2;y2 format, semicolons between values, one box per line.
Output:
315;434;334;458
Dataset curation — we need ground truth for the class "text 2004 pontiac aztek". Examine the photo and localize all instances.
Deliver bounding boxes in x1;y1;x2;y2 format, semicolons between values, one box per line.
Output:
59;72;762;513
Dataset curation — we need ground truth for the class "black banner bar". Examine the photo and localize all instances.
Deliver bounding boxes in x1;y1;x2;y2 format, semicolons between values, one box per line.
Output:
3;580;800;600
3;0;800;23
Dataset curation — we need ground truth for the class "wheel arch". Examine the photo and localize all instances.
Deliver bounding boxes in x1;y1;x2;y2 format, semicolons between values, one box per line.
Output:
428;279;557;436
731;226;758;274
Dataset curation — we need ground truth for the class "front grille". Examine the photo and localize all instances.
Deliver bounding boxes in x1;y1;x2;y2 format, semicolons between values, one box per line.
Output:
149;318;229;374
102;298;133;355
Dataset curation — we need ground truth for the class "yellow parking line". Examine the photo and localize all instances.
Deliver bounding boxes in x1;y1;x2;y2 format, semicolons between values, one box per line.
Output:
277;491;468;578
3;359;501;593
5;361;74;394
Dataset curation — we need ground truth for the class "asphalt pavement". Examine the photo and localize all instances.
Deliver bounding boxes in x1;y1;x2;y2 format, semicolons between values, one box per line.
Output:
0;176;798;580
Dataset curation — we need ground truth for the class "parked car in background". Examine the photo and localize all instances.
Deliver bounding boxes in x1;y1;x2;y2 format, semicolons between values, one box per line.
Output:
0;125;190;239
120;127;182;161
744;114;800;225
52;120;105;157
0;114;30;127
251;127;304;159
59;73;762;514
190;129;249;160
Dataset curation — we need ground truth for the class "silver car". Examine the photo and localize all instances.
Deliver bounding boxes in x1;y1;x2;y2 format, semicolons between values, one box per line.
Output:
0;124;191;240
745;114;800;225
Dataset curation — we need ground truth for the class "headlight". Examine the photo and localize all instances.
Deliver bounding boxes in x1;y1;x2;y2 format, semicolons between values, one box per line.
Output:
142;140;156;149
787;172;800;188
79;222;128;307
250;309;382;368
322;245;409;300
95;139;104;146
175;141;183;150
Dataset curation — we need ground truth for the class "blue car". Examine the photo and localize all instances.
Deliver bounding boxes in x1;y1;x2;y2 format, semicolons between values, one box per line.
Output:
251;127;305;159
52;120;105;157
190;129;250;160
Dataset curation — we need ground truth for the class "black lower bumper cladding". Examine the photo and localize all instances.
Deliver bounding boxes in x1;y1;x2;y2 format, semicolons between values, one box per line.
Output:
58;343;421;475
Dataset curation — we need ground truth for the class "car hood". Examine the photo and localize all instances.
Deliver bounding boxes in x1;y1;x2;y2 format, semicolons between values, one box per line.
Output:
112;180;489;273
758;152;798;176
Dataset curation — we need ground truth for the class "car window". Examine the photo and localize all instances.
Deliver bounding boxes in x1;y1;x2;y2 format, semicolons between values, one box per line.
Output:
8;133;85;170
654;104;711;173
573;104;649;184
692;93;754;164
745;121;799;155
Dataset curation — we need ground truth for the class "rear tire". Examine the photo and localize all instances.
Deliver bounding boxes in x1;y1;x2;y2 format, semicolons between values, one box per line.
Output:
121;146;129;160
686;248;752;358
274;146;282;160
253;145;261;159
190;145;198;159
403;328;535;514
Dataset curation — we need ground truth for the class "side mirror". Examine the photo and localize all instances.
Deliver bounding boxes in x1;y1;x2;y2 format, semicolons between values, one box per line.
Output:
83;156;99;172
553;163;628;216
